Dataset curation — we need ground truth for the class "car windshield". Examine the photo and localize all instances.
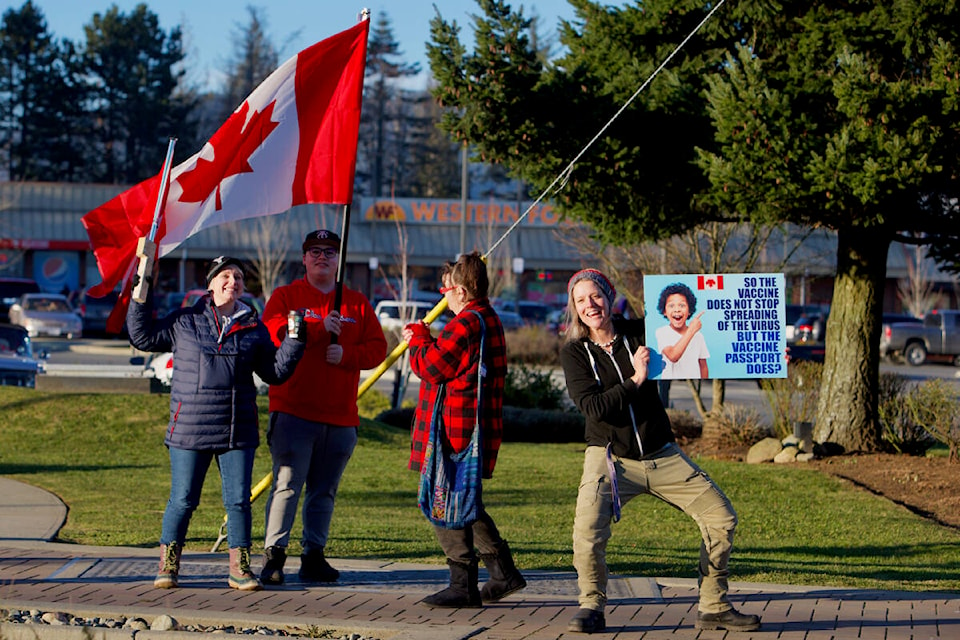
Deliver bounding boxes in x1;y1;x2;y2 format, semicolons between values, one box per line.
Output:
0;326;30;355
25;297;71;313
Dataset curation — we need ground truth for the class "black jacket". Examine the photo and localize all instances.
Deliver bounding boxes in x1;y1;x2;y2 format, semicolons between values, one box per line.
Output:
559;317;674;459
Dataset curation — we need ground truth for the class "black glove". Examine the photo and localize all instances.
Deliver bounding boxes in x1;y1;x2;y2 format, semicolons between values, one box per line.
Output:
287;310;306;342
131;273;152;292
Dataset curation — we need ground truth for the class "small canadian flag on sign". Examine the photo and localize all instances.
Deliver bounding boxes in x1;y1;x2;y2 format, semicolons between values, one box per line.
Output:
698;275;724;290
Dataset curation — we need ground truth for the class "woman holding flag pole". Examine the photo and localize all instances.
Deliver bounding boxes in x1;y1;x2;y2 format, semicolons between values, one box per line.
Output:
128;255;305;590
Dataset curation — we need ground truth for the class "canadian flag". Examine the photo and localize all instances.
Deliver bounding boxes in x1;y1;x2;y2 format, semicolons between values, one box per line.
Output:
697;274;724;290
81;17;369;330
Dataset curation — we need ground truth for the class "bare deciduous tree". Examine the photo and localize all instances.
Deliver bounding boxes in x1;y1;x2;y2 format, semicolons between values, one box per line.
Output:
896;243;941;317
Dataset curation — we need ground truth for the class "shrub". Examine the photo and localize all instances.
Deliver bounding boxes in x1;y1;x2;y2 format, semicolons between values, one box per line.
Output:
711;403;773;447
759;360;822;439
358;387;393;420
502;406;585;442
504;362;567;411
505;326;561;365
372;405;585;444
667;409;703;441
903;379;960;462
877;373;936;456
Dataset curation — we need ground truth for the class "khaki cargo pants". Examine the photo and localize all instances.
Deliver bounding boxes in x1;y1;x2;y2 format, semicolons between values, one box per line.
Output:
573;443;738;614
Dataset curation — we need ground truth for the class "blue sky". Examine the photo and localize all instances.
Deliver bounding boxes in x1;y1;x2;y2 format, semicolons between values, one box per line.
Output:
17;0;580;91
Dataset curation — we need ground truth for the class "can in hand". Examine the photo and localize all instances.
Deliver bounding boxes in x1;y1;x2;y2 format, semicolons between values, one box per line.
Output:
287;309;305;341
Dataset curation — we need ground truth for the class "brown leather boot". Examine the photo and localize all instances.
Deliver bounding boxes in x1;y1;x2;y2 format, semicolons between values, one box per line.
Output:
228;547;263;591
154;543;181;589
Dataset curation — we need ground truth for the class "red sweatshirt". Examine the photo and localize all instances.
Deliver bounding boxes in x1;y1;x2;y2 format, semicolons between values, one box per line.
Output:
263;278;387;426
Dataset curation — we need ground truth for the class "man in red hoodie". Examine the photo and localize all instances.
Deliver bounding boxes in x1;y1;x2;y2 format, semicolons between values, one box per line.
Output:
259;229;387;585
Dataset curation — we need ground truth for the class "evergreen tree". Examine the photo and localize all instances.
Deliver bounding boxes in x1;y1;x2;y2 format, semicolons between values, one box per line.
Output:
81;3;193;184
697;2;960;450
217;6;279;130
357;11;425;197
427;0;960;451
0;1;85;181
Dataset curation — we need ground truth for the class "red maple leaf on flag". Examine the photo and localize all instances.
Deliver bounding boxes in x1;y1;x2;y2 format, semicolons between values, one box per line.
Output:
177;100;281;209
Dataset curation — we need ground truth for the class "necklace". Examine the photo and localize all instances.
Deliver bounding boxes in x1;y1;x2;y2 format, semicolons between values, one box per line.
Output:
591;334;617;350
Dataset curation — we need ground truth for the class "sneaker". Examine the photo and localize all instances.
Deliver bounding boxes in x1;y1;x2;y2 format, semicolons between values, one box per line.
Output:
567;608;606;634
696;608;761;631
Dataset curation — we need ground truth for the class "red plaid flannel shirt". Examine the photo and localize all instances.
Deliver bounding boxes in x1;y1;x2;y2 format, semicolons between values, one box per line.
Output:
407;299;506;479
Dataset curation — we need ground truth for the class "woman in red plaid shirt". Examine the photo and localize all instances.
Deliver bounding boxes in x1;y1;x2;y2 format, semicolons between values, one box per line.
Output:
403;251;526;608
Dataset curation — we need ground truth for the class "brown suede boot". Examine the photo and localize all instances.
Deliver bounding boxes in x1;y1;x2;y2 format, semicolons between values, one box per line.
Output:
421;560;482;608
228;547;263;591
154;543;181;589
479;541;526;603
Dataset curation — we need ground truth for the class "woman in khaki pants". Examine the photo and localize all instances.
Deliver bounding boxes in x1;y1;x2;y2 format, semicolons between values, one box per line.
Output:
558;268;760;635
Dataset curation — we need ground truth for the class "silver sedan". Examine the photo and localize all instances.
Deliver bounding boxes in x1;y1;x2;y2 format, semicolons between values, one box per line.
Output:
9;293;83;339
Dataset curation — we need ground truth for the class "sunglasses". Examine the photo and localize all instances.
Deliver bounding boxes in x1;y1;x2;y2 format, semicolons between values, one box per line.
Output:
439;284;459;294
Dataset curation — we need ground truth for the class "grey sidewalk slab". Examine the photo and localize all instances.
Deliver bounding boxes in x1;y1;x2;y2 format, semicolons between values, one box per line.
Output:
0;477;67;542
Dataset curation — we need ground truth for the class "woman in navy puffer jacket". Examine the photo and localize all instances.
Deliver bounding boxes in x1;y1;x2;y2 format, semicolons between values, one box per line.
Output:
128;256;304;592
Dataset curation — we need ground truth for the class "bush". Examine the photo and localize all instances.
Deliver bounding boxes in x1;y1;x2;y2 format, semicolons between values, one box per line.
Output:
358;387;393;420
505;326;561;365
711;403;773;447
667;409;703;441
373;405;585;443
903;379;960;462
759;360;822;439
877;373;936;456
504;362;567;411
502;406;585;442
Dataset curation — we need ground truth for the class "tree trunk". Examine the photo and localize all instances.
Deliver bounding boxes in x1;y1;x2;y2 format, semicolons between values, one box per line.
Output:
698;378;727;453
814;226;888;452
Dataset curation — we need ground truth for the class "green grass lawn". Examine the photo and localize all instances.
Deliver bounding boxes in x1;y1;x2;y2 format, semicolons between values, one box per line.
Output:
1;387;958;593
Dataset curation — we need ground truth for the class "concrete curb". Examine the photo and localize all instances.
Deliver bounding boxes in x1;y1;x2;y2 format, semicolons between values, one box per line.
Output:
0;608;478;640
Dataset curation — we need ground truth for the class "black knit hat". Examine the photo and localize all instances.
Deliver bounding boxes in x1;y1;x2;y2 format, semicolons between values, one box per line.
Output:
205;256;246;286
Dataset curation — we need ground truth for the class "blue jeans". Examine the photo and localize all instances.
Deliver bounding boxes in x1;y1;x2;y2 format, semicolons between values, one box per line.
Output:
160;446;256;549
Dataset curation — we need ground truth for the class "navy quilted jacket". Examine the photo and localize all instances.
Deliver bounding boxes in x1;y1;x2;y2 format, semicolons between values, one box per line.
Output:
127;293;304;451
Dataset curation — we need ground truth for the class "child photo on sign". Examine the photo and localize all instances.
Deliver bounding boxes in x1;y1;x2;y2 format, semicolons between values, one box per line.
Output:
655;282;709;379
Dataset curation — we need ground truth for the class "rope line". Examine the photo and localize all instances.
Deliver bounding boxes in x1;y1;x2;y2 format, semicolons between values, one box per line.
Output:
485;0;727;258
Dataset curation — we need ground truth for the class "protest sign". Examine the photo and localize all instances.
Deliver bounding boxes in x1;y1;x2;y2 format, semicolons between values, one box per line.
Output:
642;273;787;380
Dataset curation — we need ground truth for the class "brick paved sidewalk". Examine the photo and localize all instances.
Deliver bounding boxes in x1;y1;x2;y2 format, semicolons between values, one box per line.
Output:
2;542;959;640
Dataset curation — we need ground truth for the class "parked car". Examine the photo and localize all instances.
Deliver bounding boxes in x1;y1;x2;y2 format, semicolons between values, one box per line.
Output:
0;323;45;387
0;277;41;323
879;309;960;366
72;288;125;337
785;304;827;342
493;299;552;327
8;293;83;339
375;300;449;334
497;310;525;331
792;313;826;343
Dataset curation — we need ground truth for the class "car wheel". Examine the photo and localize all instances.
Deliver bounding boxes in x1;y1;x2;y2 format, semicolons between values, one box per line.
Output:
903;342;927;367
